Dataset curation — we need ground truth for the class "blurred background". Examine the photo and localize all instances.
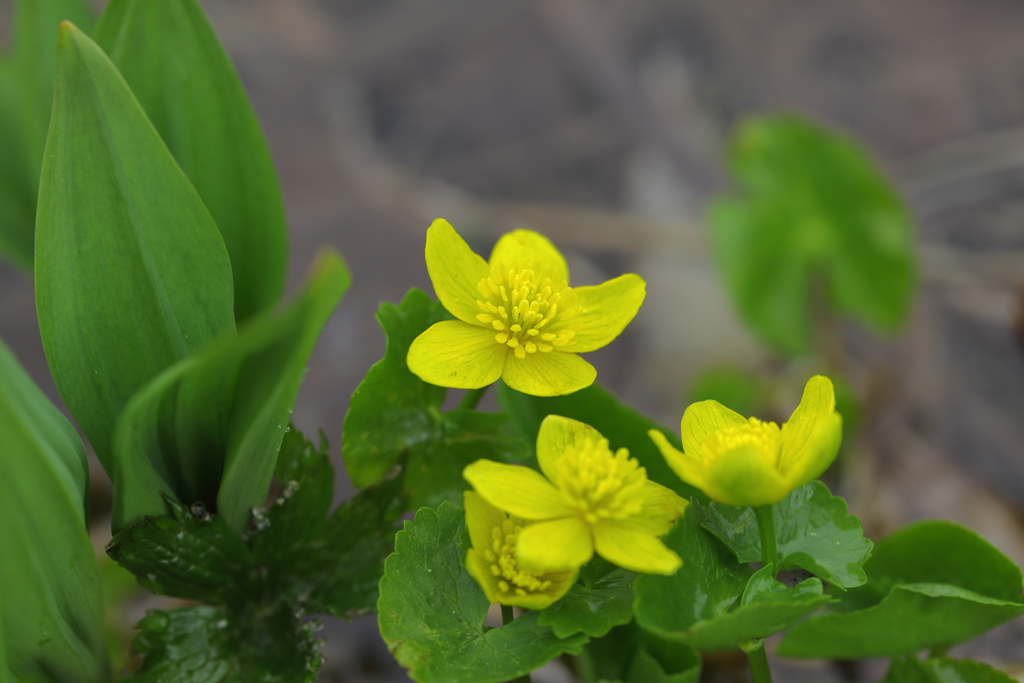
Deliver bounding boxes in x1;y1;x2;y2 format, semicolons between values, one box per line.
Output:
2;0;1024;680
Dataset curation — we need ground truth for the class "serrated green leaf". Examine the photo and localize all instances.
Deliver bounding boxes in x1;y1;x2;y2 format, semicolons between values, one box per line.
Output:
112;252;349;533
883;656;1018;683
93;0;288;322
343;289;528;508
701;481;872;589
378;503;589;683
709;115;916;356
496;381;705;502
0;337;110;683
123;605;321;683
538;562;636;638
36;22;235;472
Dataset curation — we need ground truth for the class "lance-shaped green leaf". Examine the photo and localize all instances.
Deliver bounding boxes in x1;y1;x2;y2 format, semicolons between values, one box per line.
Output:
378;503;589;683
343;289;528;508
36;22;235;472
701;481;873;589
777;521;1024;658
538;560;636;639
634;508;832;650
0;57;36;270
882;656;1018;683
112;252;349;533
93;0;288;322
0;338;110;683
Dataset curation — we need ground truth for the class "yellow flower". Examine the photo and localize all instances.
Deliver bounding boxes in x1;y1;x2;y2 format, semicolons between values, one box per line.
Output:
464;491;577;609
463;415;687;575
407;219;645;396
649;375;843;507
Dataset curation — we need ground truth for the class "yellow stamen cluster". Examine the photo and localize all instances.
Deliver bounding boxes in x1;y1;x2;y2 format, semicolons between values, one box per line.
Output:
701;417;781;465
482;518;552;597
553;438;646;523
474;260;582;359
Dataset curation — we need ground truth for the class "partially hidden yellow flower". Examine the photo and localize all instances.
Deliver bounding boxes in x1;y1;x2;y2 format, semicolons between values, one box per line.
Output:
649;375;843;507
463;415;688;576
407;219;645;396
464;491;577;609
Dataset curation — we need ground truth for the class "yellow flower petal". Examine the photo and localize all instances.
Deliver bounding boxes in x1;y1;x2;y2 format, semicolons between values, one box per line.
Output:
631;480;689;535
680;400;748;460
488;229;569;283
516;516;594;573
700;444;790;506
463;459;574;520
536;414;604;482
592;520;682;575
498;571;578;610
648;429;709;494
466;548;506;605
463;491;506;553
501;349;596;396
425;218;491;324
558;273;646;353
780;411;842;490
778;375;841;483
407;321;506;389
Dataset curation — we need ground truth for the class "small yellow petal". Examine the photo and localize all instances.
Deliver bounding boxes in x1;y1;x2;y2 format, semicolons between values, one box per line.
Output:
407;321;506;389
649;429;709;495
489;229;569;283
464;491;506;554
425;218;491;324
536;415;604;482
501;349;596;397
778;375;842;485
465;548;505;604
553;273;645;353
463;460;574;520
592;520;682;575
700;445;790;507
680;400;747;461
516;516;594;573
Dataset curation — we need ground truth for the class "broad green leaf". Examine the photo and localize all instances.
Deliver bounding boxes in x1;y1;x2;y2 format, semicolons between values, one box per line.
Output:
0;337;110;683
701;481;873;589
123;605;322;683
0;58;35;269
626;646;701;683
112;252;349;533
777;521;1024;658
538;560;636;638
343;289;528;508
378;503;589;683
708;115;916;356
883;656;1017;683
497;381;705;502
36;22;235;472
94;0;288;322
576;623;701;683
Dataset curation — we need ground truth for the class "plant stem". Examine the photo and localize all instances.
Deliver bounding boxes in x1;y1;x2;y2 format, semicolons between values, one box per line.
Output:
500;605;534;683
754;505;777;567
741;639;773;683
459;385;489;410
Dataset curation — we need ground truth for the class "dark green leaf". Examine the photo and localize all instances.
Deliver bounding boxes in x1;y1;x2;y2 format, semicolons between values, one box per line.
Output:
378;503;589;683
883;656;1018;683
626;646;701;683
94;0;288;322
538;563;636;638
0;58;35;269
576;623;701;683
686;366;766;416
123;605;322;683
701;481;873;589
0;337;110;683
111;252;349;533
497;381;705;501
343;289;528;508
709;115;916;356
36;23;235;471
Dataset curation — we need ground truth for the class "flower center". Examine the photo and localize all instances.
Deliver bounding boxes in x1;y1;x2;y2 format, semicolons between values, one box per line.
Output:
554;438;647;524
481;518;553;597
701;418;781;466
474;260;581;359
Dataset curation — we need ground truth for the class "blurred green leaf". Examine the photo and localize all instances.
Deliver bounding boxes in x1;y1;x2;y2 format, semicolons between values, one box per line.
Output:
686;365;766;416
777;521;1024;658
883;656;1017;683
709;115;916;356
576;623;701;683
343;289;529;508
0;58;35;270
112;252;349;533
538;561;636;638
0;337;110;682
701;481;873;590
36;23;235;472
378;503;589;683
94;0;289;322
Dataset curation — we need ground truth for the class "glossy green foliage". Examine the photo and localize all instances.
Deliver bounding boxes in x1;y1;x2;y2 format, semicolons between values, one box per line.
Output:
378;503;589;683
111;252;348;533
576;623;701;683
702;482;873;589
497;381;705;502
0;338;109;683
93;0;289;322
778;521;1024;658
0;0;93;269
343;289;529;508
709;115;916;356
634;507;831;650
36;23;235;471
883;656;1017;683
538;559;636;638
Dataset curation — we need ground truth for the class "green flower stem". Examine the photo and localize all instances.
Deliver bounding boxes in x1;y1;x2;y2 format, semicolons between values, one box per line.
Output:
740;639;773;683
460;385;489;411
754;505;777;566
500;605;534;683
